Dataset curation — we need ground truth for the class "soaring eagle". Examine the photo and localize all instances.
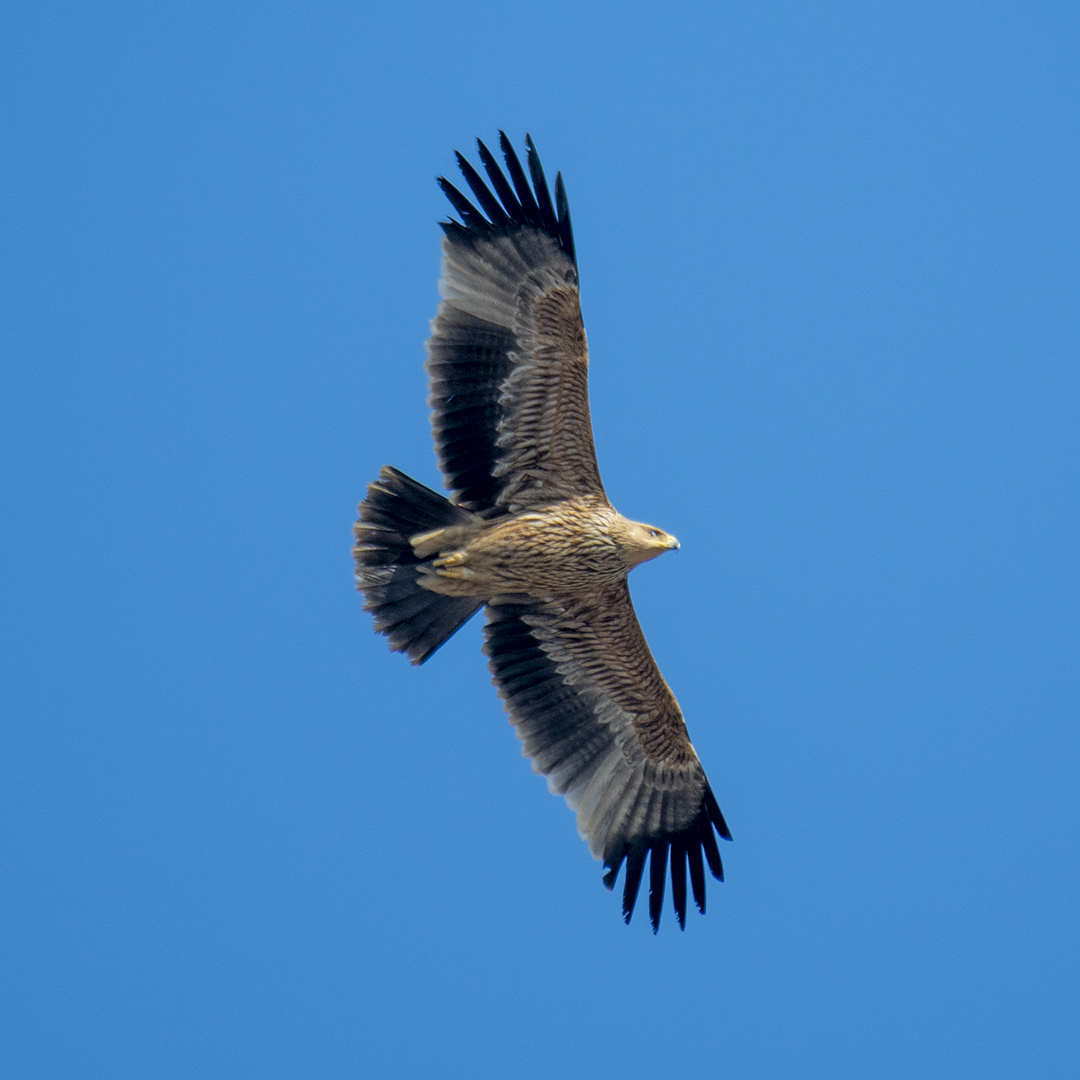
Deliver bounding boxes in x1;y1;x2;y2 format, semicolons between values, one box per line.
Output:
354;133;731;931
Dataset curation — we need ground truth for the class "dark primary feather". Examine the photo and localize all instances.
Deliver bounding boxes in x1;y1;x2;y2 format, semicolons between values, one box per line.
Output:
553;172;576;264
497;130;544;230
435;176;490;233
687;834;707;914
670;834;688;929
525;133;560;237
476;138;522;220
648;837;669;931
705;786;733;841
454;151;511;227
621;841;648;924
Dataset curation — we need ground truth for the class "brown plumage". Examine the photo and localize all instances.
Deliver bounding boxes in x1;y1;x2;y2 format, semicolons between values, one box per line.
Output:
353;133;731;931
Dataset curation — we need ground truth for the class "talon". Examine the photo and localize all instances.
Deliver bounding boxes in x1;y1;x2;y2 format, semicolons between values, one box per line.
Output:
433;551;467;569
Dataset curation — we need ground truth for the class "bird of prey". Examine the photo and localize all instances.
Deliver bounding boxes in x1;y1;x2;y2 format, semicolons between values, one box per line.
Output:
353;133;731;931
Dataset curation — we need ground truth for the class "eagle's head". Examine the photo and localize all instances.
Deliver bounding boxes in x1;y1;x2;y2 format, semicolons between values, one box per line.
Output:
612;516;681;569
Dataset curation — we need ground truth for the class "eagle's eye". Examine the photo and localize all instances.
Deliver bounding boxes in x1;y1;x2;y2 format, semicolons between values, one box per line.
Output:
648;529;660;539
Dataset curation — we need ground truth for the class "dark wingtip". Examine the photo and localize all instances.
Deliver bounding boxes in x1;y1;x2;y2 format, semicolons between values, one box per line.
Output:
437;133;574;262
600;790;729;929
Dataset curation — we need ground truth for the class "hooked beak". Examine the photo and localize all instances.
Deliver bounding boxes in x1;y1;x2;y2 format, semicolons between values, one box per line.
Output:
667;536;681;552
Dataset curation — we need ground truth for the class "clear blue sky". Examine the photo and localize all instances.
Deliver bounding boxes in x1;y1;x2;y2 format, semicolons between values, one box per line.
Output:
3;2;1078;1077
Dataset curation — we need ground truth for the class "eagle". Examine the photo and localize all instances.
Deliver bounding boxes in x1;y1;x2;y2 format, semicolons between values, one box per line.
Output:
353;133;731;931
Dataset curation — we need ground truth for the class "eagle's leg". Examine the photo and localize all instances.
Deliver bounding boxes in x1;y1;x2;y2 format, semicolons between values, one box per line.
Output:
415;561;486;597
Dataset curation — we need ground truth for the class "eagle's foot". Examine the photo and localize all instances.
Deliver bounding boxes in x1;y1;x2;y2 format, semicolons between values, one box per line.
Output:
432;551;469;570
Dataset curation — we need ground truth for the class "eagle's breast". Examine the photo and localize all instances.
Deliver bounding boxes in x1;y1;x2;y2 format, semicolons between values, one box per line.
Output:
463;497;627;595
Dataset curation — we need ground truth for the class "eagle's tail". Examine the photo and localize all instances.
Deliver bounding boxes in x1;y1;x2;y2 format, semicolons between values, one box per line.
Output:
353;466;484;664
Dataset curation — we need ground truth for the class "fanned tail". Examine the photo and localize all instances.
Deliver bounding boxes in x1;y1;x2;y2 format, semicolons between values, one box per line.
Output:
353;466;483;664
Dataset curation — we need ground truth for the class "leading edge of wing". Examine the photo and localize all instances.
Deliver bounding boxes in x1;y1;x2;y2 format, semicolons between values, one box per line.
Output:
483;594;732;932
437;132;576;266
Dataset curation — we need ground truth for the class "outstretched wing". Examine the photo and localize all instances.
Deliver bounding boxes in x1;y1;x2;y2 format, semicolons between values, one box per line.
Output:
484;581;731;931
426;133;606;514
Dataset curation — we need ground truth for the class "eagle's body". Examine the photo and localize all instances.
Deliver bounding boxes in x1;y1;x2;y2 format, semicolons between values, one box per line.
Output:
354;134;730;930
414;497;679;597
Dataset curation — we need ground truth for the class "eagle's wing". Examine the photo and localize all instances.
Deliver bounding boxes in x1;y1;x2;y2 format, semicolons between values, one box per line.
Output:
426;133;605;513
484;581;731;931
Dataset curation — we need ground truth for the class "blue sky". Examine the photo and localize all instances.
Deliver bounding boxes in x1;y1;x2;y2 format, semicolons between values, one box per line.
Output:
3;2;1078;1077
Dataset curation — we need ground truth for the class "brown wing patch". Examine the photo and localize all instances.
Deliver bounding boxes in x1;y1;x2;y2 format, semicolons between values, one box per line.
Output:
429;135;607;513
492;285;605;508
484;586;730;931
537;581;697;764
